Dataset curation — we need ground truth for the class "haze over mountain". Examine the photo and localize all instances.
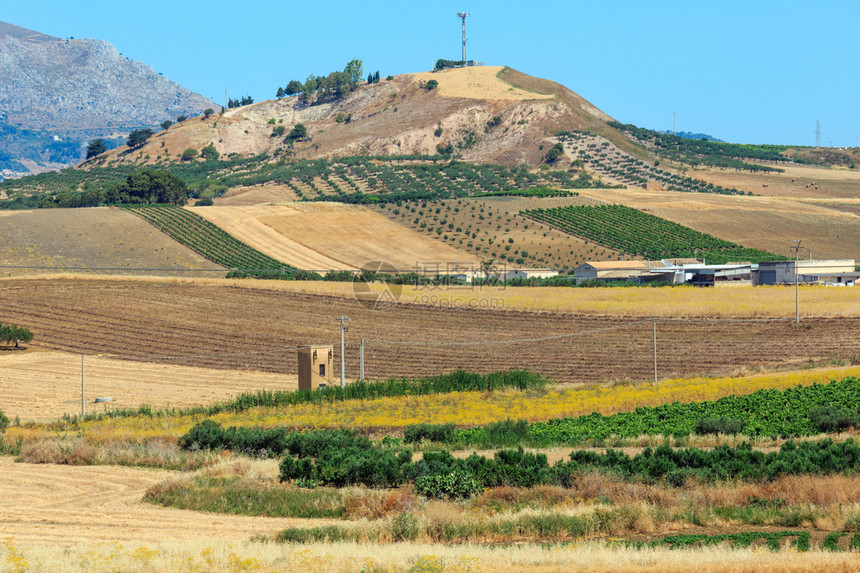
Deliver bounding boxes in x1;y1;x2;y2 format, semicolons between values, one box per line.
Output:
0;20;216;178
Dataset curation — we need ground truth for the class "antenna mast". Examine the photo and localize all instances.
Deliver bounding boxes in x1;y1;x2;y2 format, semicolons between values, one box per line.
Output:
815;120;821;147
457;11;470;62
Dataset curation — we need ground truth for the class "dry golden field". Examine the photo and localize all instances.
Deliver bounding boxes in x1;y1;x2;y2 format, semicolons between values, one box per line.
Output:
0;457;332;546
575;185;860;261
412;66;556;101
189;202;478;271
0;207;218;277
0;349;296;422
693;163;860;200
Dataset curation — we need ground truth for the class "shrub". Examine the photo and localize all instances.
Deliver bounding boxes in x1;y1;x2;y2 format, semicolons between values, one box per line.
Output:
414;470;481;499
809;405;858;433
181;148;198;161
0;409;8;433
391;512;420;541
201;144;219;161
484;419;530;447
404;423;456;444
694;417;747;435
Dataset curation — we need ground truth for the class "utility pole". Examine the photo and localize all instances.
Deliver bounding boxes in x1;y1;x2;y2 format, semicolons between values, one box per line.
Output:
791;240;802;325
81;355;85;417
360;339;365;381
337;316;349;387
653;319;658;382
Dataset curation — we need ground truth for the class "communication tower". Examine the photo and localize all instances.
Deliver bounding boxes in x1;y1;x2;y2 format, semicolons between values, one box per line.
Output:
457;11;470;62
815;120;821;147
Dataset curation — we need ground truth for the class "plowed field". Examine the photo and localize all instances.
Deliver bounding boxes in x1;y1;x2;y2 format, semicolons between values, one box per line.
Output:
1;279;858;392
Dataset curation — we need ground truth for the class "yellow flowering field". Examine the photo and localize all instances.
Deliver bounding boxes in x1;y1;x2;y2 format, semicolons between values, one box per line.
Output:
9;365;858;444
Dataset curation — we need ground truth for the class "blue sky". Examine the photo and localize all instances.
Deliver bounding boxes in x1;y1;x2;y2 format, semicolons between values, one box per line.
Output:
5;1;859;147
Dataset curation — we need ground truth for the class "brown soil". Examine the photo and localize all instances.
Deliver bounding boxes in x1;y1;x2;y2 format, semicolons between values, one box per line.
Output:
0;457;333;545
1;278;857;394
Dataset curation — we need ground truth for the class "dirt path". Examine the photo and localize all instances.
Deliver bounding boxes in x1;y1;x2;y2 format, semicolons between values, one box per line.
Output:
0;458;331;545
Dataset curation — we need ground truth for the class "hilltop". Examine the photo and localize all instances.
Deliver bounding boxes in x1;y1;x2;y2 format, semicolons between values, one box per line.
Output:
91;65;639;168
0;21;216;177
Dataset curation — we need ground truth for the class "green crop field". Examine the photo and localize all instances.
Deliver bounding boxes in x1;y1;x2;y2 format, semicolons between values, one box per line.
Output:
523;204;783;263
122;204;295;273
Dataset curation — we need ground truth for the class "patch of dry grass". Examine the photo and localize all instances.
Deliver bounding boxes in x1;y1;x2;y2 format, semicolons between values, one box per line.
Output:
5;537;858;572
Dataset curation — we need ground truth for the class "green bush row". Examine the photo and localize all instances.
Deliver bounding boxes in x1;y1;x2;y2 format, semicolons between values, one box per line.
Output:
277;438;860;496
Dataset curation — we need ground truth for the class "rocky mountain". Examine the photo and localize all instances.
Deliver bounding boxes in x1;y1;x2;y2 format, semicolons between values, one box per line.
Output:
0;21;217;178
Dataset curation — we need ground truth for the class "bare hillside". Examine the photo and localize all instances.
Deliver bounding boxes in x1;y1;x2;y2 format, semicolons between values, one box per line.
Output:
94;66;635;168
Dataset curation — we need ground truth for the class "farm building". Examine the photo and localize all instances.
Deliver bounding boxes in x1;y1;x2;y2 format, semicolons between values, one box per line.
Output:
653;262;754;286
574;261;655;283
500;268;559;281
576;260;757;286
297;345;333;390
756;260;856;285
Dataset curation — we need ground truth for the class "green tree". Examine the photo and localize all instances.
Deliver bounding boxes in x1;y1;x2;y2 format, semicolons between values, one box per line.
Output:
203;108;214;118
160;120;173;130
288;123;307;140
276;86;285;99
425;79;438;91
201;144;219;161
86;139;107;159
126;128;153;149
181;148;198;161
303;75;319;93
544;142;565;164
0;322;33;348
344;59;363;85
176;115;187;122
106;169;187;205
285;80;303;95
